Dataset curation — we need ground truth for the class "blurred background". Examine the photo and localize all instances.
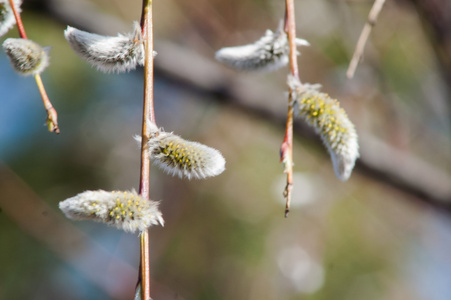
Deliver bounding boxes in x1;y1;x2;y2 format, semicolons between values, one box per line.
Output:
1;0;451;299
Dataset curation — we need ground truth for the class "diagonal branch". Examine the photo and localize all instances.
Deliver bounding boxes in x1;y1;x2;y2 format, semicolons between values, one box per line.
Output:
347;0;386;79
8;0;60;133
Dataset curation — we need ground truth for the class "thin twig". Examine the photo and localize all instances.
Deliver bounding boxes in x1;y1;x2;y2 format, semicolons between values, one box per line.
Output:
280;0;300;217
8;0;60;133
138;0;155;299
35;75;60;133
347;0;386;78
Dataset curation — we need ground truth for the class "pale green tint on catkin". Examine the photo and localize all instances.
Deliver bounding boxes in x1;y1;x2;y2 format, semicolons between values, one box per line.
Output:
157;139;205;173
146;128;226;180
290;77;359;181
59;190;163;233
298;94;350;153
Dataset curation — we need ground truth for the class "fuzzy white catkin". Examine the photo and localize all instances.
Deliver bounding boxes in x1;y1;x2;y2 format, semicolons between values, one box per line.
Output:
136;124;226;180
215;23;309;72
0;0;21;37
64;22;156;73
59;190;164;233
2;38;49;75
288;76;359;181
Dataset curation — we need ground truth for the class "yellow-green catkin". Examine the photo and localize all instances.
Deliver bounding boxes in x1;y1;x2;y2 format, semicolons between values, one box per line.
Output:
141;124;226;180
289;76;359;181
59;190;164;233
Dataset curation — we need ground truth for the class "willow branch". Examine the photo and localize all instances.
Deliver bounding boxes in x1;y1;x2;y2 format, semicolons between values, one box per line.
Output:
347;0;386;78
280;0;300;217
138;0;155;299
8;0;60;133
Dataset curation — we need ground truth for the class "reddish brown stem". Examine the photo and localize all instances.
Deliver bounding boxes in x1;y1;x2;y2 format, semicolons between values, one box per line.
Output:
280;0;300;217
285;0;300;80
35;75;60;133
138;0;154;299
8;0;27;39
280;100;294;217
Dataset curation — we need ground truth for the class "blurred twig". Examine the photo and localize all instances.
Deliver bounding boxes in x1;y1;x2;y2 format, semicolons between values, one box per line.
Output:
39;0;451;212
347;0;386;78
0;164;181;299
152;42;451;211
0;165;136;299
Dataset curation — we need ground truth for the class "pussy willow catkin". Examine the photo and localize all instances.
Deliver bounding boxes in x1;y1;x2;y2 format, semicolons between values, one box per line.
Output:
289;76;359;181
137;124;226;180
64;22;156;73
59;190;164;233
215;22;309;72
2;38;49;75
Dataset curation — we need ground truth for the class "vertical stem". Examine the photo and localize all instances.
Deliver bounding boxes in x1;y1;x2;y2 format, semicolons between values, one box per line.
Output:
138;1;154;299
281;0;300;217
285;0;299;80
281;100;294;218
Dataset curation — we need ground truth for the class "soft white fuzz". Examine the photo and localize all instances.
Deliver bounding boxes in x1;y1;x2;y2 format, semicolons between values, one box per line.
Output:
0;0;21;37
64;22;156;73
288;76;359;181
2;38;49;75
215;23;309;72
136;124;226;180
59;190;164;233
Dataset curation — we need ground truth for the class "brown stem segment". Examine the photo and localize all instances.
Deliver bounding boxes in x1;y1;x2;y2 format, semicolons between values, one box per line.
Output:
9;0;60;134
280;98;294;217
280;0;300;217
285;0;300;79
35;75;60;133
138;0;155;299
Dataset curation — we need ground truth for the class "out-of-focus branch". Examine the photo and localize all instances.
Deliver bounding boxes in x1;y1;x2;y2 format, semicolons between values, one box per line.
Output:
152;42;451;213
347;0;386;78
39;0;451;212
0;165;137;300
0;164;181;300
